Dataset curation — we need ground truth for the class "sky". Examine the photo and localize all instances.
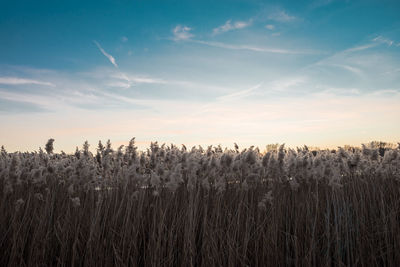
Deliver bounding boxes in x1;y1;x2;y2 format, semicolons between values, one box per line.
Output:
0;0;400;152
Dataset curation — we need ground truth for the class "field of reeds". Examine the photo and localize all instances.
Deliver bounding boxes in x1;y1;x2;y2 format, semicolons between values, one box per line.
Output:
1;139;400;266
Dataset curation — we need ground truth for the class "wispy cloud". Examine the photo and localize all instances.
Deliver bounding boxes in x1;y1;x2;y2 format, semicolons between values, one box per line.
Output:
269;77;308;92
373;36;396;46
312;59;365;77
0;77;55;86
107;81;132;89
82;68;235;94
94;41;118;68
193;40;318;54
115;72;233;93
172;25;194;41
343;36;399;53
268;9;296;22
344;43;378;53
316;86;361;96
306;38;384;72
212;19;252;35
216;83;262;101
0;89;62;110
110;72;167;88
330;64;363;76
265;24;275;30
368;89;400;96
305;34;400;83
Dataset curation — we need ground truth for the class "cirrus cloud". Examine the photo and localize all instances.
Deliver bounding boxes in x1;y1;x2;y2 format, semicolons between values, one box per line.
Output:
0;77;55;87
268;9;296;22
94;41;118;68
172;25;194;41
212;19;252;35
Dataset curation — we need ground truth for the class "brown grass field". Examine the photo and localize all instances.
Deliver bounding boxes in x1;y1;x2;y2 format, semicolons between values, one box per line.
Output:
1;140;400;266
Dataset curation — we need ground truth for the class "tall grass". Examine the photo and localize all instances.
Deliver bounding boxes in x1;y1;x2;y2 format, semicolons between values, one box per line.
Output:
0;140;399;266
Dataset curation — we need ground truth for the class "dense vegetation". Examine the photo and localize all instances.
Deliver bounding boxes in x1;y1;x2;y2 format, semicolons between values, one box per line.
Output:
1;139;400;266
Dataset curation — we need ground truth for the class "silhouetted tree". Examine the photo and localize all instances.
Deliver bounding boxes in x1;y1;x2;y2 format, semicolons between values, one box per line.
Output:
105;139;113;155
45;138;55;154
83;141;90;156
75;146;80;159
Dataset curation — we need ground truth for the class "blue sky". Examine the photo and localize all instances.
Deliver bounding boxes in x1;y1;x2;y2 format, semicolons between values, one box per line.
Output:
1;0;400;152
